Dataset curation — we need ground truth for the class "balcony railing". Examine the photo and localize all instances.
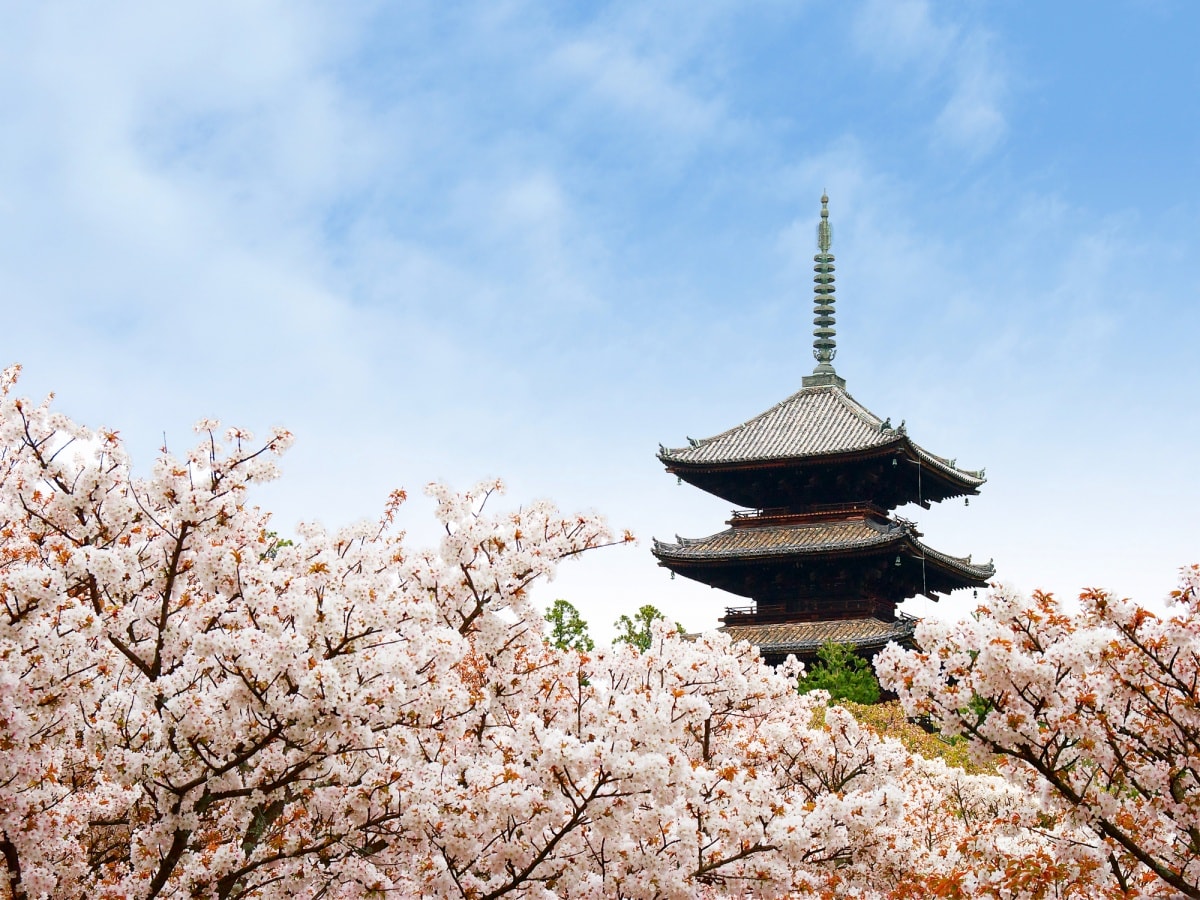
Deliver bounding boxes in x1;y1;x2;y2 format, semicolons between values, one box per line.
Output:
720;606;921;627
728;501;889;527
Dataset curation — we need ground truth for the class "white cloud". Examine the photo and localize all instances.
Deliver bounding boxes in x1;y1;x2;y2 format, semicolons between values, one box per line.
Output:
853;0;1008;156
1;0;1195;645
0;2;385;466
549;37;722;141
851;0;954;73
932;31;1008;156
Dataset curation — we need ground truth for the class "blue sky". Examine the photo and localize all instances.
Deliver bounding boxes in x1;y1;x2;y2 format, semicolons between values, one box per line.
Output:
2;1;1197;638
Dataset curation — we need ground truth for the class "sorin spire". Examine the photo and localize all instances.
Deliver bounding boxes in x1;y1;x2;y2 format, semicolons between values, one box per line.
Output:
805;194;841;386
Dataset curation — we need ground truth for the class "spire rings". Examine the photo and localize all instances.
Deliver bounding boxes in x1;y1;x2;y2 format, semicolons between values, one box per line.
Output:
810;195;837;372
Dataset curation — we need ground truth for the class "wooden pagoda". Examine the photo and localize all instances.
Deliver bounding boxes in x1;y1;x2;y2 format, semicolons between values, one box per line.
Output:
652;195;993;665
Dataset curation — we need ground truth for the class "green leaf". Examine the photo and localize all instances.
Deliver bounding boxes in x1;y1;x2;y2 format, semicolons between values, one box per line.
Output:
798;641;881;705
612;604;684;652
545;599;595;652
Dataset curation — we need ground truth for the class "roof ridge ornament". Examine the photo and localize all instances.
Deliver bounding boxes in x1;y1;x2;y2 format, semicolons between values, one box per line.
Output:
802;193;846;389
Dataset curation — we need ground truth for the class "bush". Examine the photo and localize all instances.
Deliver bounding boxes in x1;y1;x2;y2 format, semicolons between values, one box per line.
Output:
798;641;881;705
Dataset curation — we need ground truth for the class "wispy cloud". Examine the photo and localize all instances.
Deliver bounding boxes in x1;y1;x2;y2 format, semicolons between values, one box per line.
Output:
852;0;1008;156
851;0;956;73
932;31;1008;156
1;0;1196;638
548;37;723;144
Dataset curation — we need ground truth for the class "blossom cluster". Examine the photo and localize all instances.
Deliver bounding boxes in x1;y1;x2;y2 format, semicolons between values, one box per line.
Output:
0;366;1154;898
878;571;1200;898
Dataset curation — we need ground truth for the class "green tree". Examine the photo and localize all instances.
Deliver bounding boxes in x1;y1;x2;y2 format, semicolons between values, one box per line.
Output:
545;599;594;652
613;604;684;652
798;641;881;705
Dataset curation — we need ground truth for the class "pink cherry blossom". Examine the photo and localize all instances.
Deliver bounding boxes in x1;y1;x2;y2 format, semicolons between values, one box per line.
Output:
878;571;1200;898
0;366;1160;899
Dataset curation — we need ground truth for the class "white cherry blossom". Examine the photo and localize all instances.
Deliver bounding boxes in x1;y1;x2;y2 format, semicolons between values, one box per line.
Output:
0;366;1147;899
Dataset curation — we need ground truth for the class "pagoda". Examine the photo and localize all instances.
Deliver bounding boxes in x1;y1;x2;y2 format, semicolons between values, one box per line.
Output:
652;195;994;666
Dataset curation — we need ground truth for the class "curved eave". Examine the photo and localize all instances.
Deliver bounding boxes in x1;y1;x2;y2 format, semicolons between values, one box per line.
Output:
651;518;898;562
651;535;894;563
652;528;994;586
660;437;985;497
906;439;986;491
910;537;995;584
658;435;906;470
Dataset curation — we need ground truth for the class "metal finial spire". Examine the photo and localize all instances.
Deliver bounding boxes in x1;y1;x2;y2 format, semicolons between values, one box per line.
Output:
817;192;832;252
811;193;837;375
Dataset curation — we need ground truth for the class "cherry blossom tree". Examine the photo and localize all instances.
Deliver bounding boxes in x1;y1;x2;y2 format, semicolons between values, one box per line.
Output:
0;364;625;898
0;364;1131;898
877;569;1200;899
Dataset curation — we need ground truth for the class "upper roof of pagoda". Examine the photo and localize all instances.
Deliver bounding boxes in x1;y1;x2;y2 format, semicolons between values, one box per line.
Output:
658;381;985;489
660;194;983;497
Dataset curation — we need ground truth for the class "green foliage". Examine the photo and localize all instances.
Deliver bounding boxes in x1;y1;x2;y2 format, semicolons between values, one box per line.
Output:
545;599;594;653
964;692;995;727
798;641;881;706
613;604;684;652
260;530;294;560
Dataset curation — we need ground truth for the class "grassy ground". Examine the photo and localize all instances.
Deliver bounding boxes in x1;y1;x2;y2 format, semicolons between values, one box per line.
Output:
834;700;998;775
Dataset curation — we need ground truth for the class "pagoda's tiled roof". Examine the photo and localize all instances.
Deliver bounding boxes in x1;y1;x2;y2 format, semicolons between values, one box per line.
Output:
657;518;895;557
659;384;984;486
720;617;917;655
918;543;997;582
652;519;994;582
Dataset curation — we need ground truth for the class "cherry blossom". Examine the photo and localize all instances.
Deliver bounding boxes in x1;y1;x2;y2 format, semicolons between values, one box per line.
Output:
878;571;1200;898
0;366;1137;898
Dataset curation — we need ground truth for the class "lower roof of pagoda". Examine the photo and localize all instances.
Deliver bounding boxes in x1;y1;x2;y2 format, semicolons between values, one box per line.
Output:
719;616;918;658
651;512;994;597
